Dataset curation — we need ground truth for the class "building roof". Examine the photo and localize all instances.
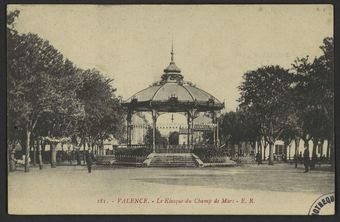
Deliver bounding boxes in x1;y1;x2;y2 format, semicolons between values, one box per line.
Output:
125;82;221;105
164;61;181;74
122;47;224;112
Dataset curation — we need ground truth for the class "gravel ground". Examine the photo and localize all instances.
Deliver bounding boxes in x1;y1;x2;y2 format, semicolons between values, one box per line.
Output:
8;164;334;215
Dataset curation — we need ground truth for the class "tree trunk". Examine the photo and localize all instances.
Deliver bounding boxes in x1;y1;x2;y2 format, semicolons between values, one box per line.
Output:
326;140;330;160
251;140;256;155
7;142;10;174
42;140;46;164
262;139;268;161
38;139;43;170
42;141;46;152
310;138;318;170
303;138;311;168
33;138;37;167
30;137;33;153
329;139;334;170
60;143;63;162
50;142;57;168
238;142;242;157
268;142;274;165
320;139;324;158
83;138;86;165
257;140;262;164
294;138;300;168
9;142;16;172
283;143;288;162
25;129;31;172
231;143;236;158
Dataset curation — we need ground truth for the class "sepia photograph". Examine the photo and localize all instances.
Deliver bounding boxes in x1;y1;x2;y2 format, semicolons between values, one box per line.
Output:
6;4;334;215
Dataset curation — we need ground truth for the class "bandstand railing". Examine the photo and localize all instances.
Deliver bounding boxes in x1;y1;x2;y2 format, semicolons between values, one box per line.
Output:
156;148;192;153
115;155;148;163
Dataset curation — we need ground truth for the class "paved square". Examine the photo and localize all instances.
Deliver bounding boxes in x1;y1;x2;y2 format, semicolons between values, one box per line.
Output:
8;164;334;215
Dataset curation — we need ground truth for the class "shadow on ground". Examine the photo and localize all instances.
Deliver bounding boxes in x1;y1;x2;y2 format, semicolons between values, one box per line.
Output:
131;165;334;194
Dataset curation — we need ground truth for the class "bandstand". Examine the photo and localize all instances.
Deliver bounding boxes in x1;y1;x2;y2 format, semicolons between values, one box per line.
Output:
122;46;224;153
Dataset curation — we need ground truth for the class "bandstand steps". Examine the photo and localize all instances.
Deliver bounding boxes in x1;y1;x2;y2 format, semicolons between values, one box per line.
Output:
148;153;198;167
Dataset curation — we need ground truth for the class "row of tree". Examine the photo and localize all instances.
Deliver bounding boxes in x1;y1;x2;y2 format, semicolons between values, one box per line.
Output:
219;37;334;169
7;10;125;172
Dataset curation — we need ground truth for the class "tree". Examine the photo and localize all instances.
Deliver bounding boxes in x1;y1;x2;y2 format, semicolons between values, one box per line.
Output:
169;131;179;145
279;124;295;160
76;69;124;156
219;109;260;158
202;131;214;145
219;111;243;156
318;37;334;169
238;109;261;155
291;37;334;169
7;10;124;172
238;65;293;165
144;128;166;147
7;10;21;172
7;10;84;170
8;31;57;171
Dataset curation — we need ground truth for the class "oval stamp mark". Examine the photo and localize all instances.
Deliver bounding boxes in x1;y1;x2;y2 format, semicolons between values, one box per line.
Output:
308;193;335;215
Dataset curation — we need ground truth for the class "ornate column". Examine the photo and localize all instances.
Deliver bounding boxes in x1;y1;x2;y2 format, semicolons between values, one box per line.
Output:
216;111;221;147
186;111;192;149
126;110;132;148
211;111;216;147
190;109;198;149
191;114;194;149
152;109;158;153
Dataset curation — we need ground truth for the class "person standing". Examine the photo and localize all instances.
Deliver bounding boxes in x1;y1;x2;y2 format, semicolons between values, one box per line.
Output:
85;150;93;173
67;144;72;166
299;151;303;164
256;152;262;165
75;148;81;165
303;145;310;173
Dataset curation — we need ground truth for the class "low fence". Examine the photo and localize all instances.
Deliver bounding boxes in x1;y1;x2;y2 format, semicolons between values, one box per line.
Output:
156;148;192;153
115;155;148;163
15;150;85;164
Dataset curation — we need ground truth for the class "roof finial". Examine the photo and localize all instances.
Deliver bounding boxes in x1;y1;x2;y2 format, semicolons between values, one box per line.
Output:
163;38;181;74
171;38;174;62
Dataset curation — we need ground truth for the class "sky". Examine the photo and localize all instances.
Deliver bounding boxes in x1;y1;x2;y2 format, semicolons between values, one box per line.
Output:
8;4;333;116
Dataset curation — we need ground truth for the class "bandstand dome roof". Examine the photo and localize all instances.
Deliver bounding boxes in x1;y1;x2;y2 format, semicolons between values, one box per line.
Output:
122;47;224;112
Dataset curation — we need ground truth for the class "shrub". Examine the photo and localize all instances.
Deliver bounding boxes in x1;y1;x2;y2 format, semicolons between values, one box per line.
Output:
114;147;152;157
193;147;230;163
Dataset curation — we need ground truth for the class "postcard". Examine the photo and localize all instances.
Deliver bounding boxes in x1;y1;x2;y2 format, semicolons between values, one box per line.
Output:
7;4;334;215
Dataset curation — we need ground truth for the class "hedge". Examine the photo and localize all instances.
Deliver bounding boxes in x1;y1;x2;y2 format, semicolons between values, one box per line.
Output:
193;148;230;163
